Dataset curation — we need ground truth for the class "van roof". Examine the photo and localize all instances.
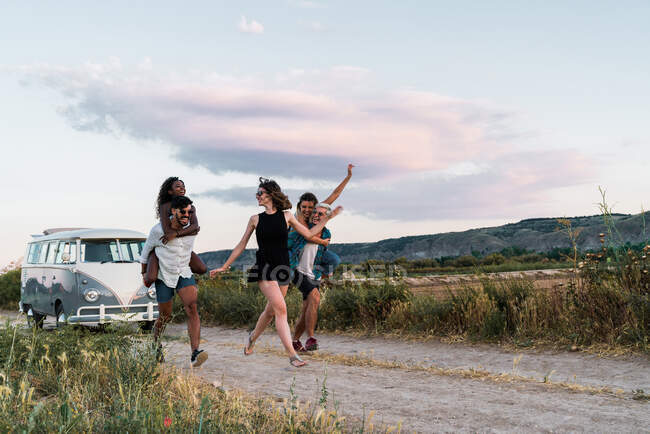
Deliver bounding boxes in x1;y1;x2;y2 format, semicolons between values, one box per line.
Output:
33;228;147;242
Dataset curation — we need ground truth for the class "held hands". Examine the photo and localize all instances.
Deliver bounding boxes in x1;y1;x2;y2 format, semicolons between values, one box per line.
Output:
142;275;155;288
209;265;230;278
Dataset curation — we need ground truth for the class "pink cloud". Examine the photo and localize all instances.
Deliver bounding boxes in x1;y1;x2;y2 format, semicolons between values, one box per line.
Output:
17;61;594;220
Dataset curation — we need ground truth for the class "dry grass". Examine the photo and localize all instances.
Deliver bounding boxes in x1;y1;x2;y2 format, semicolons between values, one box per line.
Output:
0;324;388;433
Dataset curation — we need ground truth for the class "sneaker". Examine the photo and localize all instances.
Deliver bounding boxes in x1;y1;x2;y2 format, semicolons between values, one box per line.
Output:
191;349;208;368
305;337;318;351
292;339;306;352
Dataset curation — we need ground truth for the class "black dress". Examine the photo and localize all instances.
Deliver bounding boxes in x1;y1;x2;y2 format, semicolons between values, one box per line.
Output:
247;211;291;285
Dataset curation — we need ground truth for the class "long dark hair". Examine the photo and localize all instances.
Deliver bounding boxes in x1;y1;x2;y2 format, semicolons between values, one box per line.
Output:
156;176;183;218
259;177;292;211
297;192;318;212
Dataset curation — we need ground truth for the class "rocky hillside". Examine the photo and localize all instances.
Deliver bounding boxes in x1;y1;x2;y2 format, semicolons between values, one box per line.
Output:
199;212;649;269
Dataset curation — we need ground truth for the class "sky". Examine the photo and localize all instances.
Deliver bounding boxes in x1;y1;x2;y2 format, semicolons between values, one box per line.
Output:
1;1;649;266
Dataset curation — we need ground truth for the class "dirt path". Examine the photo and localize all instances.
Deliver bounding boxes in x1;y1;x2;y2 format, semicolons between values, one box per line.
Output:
163;325;649;433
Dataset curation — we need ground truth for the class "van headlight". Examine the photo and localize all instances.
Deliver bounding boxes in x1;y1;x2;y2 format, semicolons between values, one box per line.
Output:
83;289;100;303
147;287;156;299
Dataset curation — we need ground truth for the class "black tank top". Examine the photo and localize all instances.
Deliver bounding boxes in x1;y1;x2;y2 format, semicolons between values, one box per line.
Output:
255;211;289;267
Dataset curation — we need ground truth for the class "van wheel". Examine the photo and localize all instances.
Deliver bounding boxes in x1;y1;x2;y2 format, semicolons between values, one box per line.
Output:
55;302;66;328
27;308;45;329
138;321;155;332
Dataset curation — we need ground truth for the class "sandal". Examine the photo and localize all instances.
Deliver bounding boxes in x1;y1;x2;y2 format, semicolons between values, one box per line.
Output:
289;354;306;368
244;331;256;356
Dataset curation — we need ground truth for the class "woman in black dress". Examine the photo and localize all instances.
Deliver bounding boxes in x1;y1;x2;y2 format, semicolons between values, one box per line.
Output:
211;178;341;367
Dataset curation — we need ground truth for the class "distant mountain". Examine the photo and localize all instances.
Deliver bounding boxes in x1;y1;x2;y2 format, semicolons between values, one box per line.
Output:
198;213;649;269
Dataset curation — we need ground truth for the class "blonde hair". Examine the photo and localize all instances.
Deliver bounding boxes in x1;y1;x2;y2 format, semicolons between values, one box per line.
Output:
315;202;332;216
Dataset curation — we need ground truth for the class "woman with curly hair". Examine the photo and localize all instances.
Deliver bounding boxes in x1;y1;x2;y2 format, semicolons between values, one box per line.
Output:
143;177;206;286
210;178;342;367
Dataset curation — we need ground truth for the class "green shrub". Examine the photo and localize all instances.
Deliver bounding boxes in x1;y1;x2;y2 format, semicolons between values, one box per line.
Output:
318;282;361;330
0;268;21;310
481;310;507;338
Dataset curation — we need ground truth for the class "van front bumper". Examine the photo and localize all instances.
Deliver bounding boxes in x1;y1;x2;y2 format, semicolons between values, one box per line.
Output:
68;302;159;324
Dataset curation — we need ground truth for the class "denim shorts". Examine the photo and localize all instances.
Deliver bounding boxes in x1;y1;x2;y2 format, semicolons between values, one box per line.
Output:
154;276;196;303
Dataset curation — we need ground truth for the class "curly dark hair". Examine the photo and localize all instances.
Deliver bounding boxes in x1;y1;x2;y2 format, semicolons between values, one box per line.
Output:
259;177;292;211
156;176;183;218
297;192;318;211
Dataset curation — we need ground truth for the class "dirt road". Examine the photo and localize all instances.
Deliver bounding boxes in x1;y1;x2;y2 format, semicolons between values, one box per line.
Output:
163;324;649;433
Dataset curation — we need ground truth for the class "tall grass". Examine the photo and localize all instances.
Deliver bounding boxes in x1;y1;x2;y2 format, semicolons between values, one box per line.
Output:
0;323;358;432
192;268;648;351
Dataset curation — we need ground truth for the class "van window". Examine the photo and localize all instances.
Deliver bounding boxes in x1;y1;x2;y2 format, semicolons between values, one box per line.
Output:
37;242;49;263
55;242;77;264
118;240;145;261
45;241;58;264
27;243;42;264
80;240;120;263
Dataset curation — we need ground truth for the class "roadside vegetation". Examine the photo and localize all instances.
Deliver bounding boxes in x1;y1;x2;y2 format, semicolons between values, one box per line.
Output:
182;197;649;352
0;324;357;432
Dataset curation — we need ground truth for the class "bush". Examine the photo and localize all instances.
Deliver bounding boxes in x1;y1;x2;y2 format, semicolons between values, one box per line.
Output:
452;255;479;267
0;268;21;310
481;253;506;266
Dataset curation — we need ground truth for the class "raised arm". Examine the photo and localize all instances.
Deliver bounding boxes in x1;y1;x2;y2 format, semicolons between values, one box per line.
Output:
285;207;342;239
322;164;354;205
209;215;257;276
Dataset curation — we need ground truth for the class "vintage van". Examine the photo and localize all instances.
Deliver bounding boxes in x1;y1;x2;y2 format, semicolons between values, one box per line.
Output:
20;228;158;327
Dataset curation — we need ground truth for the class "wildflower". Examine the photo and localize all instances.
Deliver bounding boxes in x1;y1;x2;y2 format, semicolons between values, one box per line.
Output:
164;417;172;427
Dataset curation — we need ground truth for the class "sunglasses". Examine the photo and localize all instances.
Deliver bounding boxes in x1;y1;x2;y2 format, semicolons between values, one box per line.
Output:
255;189;266;197
178;209;194;216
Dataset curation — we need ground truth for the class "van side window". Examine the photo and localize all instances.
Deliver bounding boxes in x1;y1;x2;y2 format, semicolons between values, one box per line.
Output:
55;242;77;264
55;241;66;263
117;240;145;261
45;241;58;264
37;242;49;263
27;243;41;264
68;243;77;263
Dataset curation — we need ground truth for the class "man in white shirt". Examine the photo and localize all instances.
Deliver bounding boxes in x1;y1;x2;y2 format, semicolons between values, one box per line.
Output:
140;195;207;367
289;203;334;352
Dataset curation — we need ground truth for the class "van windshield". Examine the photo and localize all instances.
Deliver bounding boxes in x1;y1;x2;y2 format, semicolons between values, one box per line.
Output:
80;239;145;263
81;240;120;263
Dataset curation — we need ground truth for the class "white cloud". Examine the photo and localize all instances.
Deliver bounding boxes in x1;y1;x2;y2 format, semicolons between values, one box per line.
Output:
16;60;594;221
238;15;264;34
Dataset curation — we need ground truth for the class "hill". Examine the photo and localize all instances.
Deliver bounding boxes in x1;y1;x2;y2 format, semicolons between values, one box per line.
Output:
198;212;649;269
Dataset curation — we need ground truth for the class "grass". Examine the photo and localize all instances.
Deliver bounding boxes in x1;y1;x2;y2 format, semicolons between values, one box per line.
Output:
191;265;648;353
0;323;366;433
